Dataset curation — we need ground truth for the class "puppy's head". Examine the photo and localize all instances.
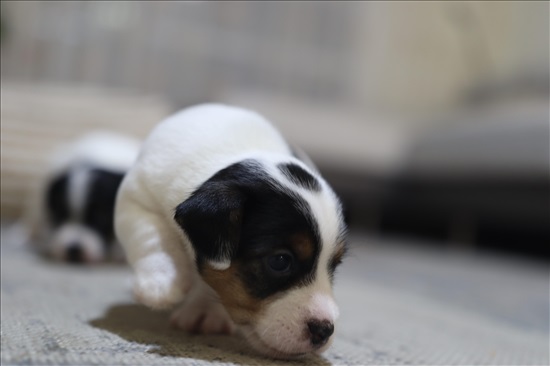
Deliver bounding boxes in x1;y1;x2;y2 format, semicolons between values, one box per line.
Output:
44;166;124;263
175;159;347;359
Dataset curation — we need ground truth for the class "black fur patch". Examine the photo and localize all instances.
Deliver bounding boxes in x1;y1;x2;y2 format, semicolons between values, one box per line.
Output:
45;167;124;245
278;162;321;192
46;173;70;227
83;169;125;244
174;160;322;299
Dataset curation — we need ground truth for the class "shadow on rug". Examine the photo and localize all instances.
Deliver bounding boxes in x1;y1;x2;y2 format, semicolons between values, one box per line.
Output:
90;303;331;366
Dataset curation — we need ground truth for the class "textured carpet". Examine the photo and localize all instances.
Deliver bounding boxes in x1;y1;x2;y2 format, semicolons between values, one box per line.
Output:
1;226;548;365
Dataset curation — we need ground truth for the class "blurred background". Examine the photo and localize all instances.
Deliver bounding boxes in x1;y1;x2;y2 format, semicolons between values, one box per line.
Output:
1;1;548;260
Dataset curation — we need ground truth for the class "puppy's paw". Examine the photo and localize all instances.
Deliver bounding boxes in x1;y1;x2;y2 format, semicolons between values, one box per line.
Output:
133;273;192;310
170;295;235;335
132;252;195;310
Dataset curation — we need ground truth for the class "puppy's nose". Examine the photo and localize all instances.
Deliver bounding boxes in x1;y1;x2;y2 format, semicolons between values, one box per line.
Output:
66;243;83;263
307;319;334;347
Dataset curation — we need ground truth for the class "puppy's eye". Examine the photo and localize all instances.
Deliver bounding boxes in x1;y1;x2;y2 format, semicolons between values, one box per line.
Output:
266;252;293;274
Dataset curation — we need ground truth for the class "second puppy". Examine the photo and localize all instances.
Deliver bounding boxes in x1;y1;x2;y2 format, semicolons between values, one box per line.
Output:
27;132;140;263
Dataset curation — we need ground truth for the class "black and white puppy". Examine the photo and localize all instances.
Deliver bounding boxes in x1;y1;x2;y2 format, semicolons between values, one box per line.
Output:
27;132;140;264
115;104;347;359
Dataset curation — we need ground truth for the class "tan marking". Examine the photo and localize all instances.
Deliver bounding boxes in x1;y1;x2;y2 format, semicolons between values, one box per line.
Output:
290;232;314;261
202;262;268;326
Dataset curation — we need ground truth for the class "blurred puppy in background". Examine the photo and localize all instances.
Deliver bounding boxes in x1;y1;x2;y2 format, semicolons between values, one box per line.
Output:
25;131;140;264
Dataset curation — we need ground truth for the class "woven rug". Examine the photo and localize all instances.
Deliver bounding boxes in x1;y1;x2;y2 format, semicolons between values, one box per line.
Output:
1;225;548;365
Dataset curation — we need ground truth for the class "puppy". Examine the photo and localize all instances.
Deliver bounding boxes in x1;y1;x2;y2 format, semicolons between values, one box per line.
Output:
26;132;140;263
115;104;347;358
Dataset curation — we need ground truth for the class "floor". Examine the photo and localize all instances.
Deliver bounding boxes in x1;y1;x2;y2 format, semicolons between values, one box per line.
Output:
1;225;548;365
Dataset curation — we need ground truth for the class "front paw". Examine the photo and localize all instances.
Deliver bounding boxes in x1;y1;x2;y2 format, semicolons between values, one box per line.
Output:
170;295;235;335
133;273;192;310
132;252;194;310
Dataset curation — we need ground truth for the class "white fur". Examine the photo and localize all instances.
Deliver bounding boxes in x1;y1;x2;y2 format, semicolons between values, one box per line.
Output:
208;260;231;271
68;165;91;219
115;104;344;357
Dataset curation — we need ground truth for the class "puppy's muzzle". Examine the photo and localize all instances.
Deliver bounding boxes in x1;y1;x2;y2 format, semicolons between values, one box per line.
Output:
307;319;334;347
66;242;84;263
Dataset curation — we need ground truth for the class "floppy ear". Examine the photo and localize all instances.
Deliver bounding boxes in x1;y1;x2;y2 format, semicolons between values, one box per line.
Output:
174;181;244;270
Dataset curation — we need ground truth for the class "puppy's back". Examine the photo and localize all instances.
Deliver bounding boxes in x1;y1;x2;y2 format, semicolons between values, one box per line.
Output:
130;104;292;212
144;103;290;164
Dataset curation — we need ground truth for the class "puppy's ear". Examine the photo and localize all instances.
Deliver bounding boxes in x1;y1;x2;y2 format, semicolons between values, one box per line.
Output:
174;181;244;270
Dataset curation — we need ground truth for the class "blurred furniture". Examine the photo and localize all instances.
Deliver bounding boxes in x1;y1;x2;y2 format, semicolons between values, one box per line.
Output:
382;98;549;258
1;2;547;116
0;83;172;220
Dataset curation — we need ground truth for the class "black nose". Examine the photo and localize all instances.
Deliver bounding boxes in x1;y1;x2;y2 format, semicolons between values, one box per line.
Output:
66;244;83;263
307;319;334;347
